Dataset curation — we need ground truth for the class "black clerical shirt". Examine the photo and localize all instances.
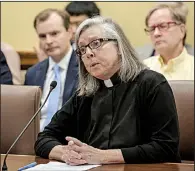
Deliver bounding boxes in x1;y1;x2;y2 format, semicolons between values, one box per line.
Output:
35;69;181;163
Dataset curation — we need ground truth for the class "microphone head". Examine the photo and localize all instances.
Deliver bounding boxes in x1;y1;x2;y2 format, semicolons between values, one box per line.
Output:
50;81;57;90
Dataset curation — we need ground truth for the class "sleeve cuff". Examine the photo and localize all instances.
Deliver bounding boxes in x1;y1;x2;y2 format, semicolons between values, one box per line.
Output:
121;147;140;163
39;141;62;158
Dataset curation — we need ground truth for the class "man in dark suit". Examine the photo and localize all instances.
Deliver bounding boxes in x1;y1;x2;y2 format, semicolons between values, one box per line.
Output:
34;2;101;62
25;9;78;131
0;50;13;85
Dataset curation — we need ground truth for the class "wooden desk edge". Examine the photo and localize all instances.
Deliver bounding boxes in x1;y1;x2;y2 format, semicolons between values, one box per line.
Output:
1;154;194;166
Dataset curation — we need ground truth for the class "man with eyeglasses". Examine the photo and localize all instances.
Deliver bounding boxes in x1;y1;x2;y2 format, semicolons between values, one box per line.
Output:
143;2;194;80
136;2;193;61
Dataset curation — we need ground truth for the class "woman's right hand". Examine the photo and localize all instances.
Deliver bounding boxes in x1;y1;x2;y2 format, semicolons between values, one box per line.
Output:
48;144;87;165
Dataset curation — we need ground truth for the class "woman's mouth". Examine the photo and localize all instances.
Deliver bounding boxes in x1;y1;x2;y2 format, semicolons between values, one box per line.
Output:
90;63;99;67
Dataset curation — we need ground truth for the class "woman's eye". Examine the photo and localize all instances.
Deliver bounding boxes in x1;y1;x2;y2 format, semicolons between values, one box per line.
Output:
80;47;86;53
91;40;100;47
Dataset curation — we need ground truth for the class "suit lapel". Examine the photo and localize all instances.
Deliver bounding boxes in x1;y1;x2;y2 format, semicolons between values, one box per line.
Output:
63;51;78;104
35;59;49;90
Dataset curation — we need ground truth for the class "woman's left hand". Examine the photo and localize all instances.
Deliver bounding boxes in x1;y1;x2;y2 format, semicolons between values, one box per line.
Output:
66;136;104;165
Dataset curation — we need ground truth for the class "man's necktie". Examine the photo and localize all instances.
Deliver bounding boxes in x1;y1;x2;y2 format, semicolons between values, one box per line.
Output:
43;64;61;129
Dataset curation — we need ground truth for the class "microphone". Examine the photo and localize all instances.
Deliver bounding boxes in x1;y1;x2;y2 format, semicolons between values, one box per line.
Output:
2;81;57;171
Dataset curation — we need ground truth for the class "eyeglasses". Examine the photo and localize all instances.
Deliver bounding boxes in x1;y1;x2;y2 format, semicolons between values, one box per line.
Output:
76;38;117;57
144;21;181;35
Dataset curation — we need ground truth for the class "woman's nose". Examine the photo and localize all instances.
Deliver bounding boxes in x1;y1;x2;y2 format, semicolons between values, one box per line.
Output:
85;47;94;58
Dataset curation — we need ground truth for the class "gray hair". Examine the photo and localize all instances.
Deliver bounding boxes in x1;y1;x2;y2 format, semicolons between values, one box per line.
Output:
75;16;146;96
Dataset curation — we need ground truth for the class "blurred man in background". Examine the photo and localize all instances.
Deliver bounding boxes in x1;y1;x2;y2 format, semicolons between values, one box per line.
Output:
65;1;100;49
25;9;78;131
136;2;194;60
143;3;194;80
35;2;100;62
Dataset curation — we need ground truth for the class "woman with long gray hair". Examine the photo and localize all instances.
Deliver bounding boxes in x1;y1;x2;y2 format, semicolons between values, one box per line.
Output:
35;16;180;165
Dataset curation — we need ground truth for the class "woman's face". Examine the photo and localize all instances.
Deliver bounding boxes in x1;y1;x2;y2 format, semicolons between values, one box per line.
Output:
77;26;121;80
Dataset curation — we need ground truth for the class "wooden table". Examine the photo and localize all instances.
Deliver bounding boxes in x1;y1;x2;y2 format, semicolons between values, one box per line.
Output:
1;154;194;171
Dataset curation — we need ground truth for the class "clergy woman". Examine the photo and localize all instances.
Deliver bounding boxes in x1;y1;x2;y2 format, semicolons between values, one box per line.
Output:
35;16;181;165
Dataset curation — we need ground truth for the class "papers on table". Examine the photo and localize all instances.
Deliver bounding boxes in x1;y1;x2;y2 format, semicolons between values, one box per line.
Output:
25;161;101;170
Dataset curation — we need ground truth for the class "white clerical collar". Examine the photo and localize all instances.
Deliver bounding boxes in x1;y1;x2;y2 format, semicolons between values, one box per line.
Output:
104;79;114;88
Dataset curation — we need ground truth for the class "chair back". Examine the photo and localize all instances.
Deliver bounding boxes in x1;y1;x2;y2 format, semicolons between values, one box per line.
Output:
1;85;41;155
169;80;194;161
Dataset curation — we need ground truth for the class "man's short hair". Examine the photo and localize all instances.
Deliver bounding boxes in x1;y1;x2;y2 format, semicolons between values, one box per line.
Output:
145;2;188;45
145;2;188;27
34;8;70;30
65;2;100;18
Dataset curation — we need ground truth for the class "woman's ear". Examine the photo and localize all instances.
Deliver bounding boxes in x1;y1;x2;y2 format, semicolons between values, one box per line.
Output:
116;45;121;56
117;49;121;56
118;52;122;56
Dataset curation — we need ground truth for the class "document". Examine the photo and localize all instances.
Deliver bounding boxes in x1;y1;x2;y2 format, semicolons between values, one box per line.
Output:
25;161;101;170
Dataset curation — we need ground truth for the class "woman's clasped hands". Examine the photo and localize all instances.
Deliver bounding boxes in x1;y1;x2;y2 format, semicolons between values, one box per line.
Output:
61;136;104;165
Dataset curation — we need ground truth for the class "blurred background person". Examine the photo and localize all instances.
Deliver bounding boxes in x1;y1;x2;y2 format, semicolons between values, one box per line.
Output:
136;2;194;60
25;9;78;132
65;1;100;49
143;3;194;80
35;2;101;62
1;42;22;84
